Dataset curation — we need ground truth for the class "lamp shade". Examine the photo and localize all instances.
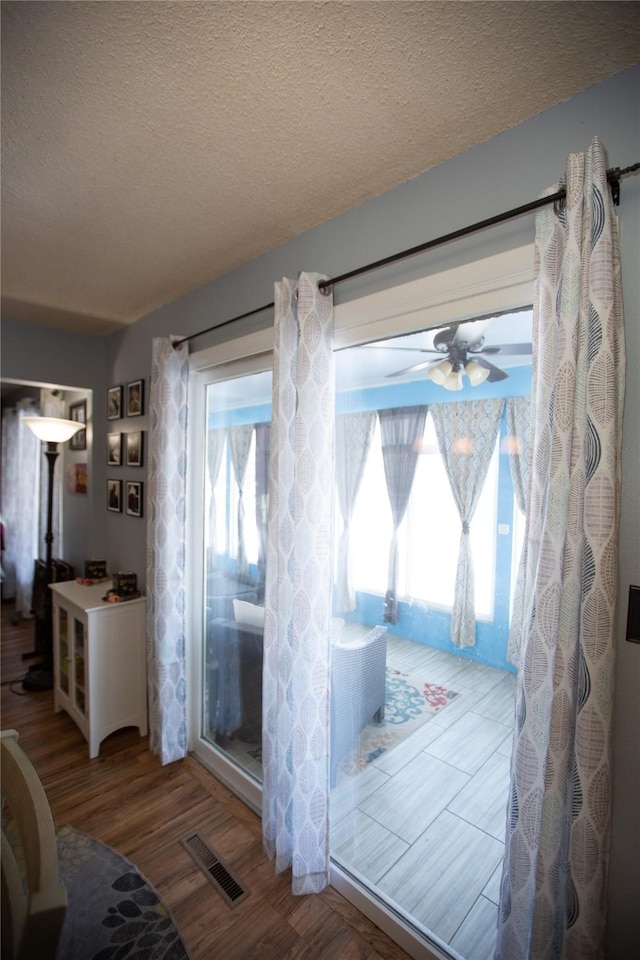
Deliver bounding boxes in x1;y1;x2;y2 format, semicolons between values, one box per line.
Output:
465;359;490;387
427;359;453;385
23;416;83;443
441;367;464;391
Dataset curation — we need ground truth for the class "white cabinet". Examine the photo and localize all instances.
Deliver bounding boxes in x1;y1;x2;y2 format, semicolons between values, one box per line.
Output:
50;580;147;758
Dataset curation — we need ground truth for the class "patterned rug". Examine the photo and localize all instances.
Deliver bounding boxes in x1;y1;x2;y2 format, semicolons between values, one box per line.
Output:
56;825;191;960
236;667;459;784
337;667;459;780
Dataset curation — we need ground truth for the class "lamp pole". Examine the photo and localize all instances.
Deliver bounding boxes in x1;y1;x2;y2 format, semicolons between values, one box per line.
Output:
41;440;60;661
22;416;82;692
43;441;59;584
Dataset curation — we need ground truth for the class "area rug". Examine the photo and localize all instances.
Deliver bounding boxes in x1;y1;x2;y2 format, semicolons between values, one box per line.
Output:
56;825;191;960
238;667;459;783
336;666;459;780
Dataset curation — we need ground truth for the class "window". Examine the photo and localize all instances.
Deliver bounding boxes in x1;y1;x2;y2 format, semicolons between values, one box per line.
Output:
348;414;499;618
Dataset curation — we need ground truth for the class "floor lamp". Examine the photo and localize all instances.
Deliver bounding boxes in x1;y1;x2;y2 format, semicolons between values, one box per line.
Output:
22;416;83;691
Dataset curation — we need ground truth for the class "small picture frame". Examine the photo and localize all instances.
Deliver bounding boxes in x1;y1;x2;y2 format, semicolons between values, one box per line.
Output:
125;431;144;467
107;385;123;421
107;432;122;466
126;481;143;518
107;479;122;513
126;379;144;417
69;400;87;450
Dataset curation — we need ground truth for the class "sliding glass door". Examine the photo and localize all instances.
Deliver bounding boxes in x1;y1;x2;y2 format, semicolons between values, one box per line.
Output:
197;369;272;793
189;300;532;960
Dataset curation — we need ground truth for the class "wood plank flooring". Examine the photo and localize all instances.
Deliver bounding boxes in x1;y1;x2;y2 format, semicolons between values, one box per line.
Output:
1;601;412;960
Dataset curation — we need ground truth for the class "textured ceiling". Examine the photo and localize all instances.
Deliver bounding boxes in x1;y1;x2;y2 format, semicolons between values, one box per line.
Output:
2;1;639;335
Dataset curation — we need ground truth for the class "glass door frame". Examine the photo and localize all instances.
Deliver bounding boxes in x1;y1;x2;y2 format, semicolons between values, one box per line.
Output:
186;244;535;960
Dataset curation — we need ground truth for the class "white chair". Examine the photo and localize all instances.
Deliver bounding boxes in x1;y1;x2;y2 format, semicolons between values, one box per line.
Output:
1;729;67;960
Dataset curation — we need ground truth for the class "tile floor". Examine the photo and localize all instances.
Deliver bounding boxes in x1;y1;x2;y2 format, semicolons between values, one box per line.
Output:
330;634;517;960
209;632;517;960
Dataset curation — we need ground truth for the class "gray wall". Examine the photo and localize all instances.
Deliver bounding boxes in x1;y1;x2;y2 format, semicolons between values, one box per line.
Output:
0;320;107;568
2;65;638;956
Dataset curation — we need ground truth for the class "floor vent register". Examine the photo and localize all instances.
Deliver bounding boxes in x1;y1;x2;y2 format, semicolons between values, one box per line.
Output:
181;832;249;908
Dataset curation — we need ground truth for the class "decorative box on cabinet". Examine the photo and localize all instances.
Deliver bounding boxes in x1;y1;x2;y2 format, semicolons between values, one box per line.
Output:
50;579;147;758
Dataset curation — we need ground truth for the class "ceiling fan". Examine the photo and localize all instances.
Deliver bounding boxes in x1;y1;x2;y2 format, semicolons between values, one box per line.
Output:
385;319;532;391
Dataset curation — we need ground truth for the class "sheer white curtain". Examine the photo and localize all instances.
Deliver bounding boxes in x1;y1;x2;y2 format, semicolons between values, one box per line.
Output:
497;139;625;960
430;398;504;648
255;422;270;579
505;395;531;666
335;411;376;613
378;405;428;624
146;336;190;764
1;400;40;616
262;272;335;894
227;424;254;577
206;427;226;564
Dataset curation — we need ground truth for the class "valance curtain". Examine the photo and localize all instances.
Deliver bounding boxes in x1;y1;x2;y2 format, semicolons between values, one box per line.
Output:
379;405;428;624
0;400;40;616
505;395;532;666
227;424;254;577
146;336;190;765
497;139;625;960
335;411;376;613
431;398;504;648
262;272;335;895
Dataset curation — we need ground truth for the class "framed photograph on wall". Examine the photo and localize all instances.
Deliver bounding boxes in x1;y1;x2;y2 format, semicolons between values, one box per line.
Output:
126;481;143;518
125;431;143;467
107;385;123;421
126;379;144;417
107;479;122;513
69;400;87;450
107;432;122;466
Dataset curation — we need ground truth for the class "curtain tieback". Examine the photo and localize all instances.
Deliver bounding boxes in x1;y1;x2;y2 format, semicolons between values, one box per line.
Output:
462;520;470;534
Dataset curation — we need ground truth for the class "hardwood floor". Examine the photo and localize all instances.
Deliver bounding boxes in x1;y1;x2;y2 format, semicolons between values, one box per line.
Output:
1;601;412;960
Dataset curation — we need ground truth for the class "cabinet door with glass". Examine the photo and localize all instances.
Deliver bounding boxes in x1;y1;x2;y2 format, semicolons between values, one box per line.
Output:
72;615;87;717
57;606;70;697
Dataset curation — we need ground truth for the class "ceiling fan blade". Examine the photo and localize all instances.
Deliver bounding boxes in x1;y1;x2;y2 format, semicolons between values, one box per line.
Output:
492;343;533;356
451;318;490;347
386;359;437;378
360;345;443;354
475;357;509;382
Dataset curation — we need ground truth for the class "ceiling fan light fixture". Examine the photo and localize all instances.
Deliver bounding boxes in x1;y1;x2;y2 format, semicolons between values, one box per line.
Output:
427;359;453;385
441;368;464;391
465;359;490;387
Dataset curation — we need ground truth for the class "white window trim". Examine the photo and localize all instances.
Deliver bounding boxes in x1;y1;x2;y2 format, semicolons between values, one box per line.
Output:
189;244;534;375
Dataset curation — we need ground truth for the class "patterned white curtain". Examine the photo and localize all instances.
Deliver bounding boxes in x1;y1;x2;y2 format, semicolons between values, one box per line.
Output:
431;398;504;648
1;400;40;615
497;139;625;960
505;395;532;666
379;405;428;624
227;424;254;577
335;411;376;613
262;272;335;894
146;336;190;764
